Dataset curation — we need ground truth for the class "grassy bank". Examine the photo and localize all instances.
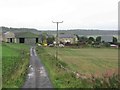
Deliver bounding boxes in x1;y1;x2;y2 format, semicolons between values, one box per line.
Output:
36;46;119;88
2;43;30;88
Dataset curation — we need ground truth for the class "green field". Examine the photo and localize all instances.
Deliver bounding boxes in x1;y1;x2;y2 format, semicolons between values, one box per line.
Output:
45;47;118;75
2;43;30;88
36;46;119;88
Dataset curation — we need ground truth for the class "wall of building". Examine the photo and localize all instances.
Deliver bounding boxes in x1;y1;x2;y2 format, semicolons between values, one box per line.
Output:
15;37;40;44
3;32;15;43
25;38;36;44
59;38;75;44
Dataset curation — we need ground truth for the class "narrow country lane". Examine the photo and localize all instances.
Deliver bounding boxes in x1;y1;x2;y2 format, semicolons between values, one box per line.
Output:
22;47;53;88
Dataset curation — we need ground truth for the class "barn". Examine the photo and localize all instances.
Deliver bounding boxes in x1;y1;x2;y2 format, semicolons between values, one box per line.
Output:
2;31;15;43
3;31;40;44
14;32;40;44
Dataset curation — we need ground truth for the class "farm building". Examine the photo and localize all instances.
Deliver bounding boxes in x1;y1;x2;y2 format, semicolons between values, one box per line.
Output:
14;32;40;44
58;34;78;44
2;31;15;43
2;31;41;44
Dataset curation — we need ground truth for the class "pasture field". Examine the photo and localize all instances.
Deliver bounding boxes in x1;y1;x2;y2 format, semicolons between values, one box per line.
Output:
2;43;30;88
44;47;118;75
36;46;119;88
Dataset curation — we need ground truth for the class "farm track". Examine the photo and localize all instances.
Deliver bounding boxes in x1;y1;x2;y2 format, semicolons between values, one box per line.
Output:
22;46;53;88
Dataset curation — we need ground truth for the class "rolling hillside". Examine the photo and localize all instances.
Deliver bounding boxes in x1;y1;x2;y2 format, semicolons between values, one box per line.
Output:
42;29;118;36
0;26;118;36
0;26;41;35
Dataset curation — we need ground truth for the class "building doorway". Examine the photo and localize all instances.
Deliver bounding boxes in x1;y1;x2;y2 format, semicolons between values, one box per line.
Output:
36;38;38;43
10;38;13;43
19;38;25;43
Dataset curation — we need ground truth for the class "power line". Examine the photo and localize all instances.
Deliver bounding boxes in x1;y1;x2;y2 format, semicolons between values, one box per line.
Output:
52;21;63;60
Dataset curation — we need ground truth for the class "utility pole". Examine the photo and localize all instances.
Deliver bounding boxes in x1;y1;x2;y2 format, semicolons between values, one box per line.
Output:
52;21;63;60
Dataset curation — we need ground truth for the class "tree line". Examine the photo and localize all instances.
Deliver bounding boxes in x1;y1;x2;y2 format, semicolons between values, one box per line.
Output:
76;35;118;47
40;33;119;47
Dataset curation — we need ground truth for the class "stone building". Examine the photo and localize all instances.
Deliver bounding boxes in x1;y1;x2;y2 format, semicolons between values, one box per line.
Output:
3;31;41;44
58;34;78;44
14;32;39;44
2;31;15;43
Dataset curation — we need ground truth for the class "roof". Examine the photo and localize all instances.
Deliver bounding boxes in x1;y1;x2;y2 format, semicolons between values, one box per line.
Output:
4;31;10;35
59;34;75;38
14;32;39;38
47;34;54;38
3;31;15;38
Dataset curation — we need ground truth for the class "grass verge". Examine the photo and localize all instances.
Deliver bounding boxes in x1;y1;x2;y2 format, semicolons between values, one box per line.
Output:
2;43;30;88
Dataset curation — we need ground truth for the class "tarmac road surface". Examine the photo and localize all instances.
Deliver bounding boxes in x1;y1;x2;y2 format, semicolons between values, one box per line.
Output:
22;47;53;88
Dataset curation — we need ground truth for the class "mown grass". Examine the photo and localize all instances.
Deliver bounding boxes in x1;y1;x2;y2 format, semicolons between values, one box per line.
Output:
2;43;30;88
36;46;119;88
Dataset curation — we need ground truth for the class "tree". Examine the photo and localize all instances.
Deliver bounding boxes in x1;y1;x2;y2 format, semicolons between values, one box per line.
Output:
96;36;101;43
76;35;80;41
41;33;47;45
88;37;95;44
78;36;88;47
79;36;88;43
113;37;117;44
47;36;55;44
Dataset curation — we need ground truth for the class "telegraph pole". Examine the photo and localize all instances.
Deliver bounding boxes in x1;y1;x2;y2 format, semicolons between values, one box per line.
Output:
52;21;63;60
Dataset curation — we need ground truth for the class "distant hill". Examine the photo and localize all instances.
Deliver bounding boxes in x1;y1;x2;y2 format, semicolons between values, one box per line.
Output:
42;29;118;36
0;26;41;35
0;26;118;36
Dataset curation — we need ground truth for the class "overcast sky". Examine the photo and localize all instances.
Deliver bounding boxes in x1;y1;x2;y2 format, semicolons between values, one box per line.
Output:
0;0;119;30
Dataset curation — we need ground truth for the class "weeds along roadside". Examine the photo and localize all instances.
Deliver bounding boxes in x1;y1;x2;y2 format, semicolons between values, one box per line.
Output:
36;46;119;88
2;43;30;88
